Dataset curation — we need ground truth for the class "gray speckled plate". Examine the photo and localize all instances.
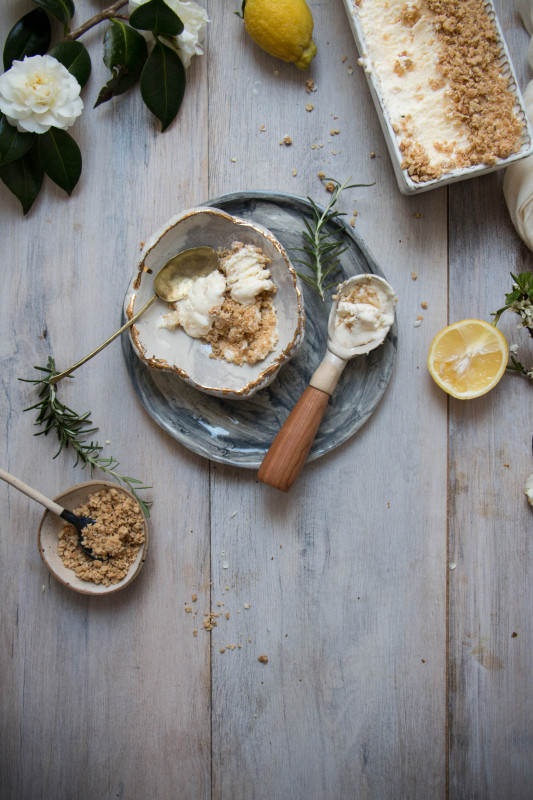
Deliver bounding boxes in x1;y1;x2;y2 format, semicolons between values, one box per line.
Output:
121;191;398;468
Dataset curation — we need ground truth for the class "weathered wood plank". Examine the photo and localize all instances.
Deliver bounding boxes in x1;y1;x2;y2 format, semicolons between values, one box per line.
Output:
447;4;533;798
207;2;448;798
0;3;212;798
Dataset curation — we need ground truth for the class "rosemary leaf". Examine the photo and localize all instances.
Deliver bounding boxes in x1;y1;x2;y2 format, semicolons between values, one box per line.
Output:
295;176;374;300
20;356;152;516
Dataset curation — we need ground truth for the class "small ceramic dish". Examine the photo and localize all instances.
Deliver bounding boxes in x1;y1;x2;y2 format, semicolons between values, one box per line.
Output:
38;480;148;596
124;206;305;398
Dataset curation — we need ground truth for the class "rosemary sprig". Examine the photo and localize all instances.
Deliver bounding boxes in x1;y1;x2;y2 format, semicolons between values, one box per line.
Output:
292;176;374;300
20;357;152;517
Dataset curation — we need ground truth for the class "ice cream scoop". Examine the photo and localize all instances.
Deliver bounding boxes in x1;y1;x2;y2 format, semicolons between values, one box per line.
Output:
257;273;396;491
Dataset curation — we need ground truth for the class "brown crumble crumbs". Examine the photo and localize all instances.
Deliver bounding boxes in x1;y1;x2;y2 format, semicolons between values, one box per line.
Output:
391;0;525;182
421;301;428;309
305;103;314;111
258;655;269;663
325;181;336;193
305;78;316;93
58;488;145;586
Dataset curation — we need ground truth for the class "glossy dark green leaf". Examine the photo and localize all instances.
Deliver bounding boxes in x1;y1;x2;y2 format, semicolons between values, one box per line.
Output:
0;144;43;214
0;114;35;167
129;0;184;36
94;20;148;106
140;42;185;131
33;0;75;26
49;40;91;88
3;8;51;70
37;128;81;195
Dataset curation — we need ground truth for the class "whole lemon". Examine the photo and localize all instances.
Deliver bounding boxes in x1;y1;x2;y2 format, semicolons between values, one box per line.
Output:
243;0;317;69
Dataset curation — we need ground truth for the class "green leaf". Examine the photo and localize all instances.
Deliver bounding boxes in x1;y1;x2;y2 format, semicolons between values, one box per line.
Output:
37;128;81;195
49;40;91;88
3;8;51;70
32;0;75;26
94;20;148;107
0;114;35;167
129;0;184;36
140;41;185;131
0;144;43;214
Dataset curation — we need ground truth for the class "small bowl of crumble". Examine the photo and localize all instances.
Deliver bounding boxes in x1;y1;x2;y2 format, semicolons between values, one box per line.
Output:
124;206;305;398
38;481;148;595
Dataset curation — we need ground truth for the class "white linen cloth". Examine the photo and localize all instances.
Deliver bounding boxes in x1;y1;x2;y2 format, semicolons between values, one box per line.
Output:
503;81;533;251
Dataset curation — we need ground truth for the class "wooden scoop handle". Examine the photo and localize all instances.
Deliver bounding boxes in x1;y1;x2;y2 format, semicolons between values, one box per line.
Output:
257;386;330;492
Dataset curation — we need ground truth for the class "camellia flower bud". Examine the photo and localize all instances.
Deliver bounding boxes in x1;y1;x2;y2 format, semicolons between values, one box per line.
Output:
0;54;83;134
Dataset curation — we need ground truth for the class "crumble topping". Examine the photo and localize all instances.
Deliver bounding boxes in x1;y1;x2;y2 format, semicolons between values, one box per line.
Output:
356;0;526;182
58;488;146;585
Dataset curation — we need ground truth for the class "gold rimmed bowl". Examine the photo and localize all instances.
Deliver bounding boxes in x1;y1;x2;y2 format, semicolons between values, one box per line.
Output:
123;206;305;398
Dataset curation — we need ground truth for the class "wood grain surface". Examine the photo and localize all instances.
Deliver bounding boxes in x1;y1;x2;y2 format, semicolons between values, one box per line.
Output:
0;1;531;798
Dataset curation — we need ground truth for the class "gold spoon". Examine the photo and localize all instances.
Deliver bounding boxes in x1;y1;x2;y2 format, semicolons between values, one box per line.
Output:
50;246;219;385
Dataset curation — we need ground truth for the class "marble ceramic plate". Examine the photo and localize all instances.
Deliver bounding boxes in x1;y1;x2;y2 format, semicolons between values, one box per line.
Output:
121;191;398;468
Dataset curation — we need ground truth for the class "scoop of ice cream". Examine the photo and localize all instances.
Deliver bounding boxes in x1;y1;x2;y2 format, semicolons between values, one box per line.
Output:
220;241;274;305
162;269;226;338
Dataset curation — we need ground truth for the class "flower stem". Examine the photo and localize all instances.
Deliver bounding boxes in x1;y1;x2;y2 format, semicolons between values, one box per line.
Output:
65;0;129;41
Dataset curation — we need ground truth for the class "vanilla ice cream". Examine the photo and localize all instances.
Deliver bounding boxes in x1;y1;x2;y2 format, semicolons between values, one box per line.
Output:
353;0;525;182
333;276;396;349
219;241;274;305
162;268;226;338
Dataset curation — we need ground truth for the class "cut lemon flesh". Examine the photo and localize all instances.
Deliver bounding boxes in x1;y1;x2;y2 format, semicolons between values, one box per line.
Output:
427;319;508;399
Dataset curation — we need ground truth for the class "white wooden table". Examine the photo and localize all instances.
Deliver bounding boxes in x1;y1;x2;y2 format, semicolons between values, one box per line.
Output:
1;2;532;798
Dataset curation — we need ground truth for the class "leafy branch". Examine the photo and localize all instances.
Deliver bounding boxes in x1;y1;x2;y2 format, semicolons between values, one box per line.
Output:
492;271;533;380
1;0;196;212
20;357;152;516
292;177;374;301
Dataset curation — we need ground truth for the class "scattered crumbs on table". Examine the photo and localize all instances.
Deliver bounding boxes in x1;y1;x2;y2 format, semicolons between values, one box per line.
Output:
292;169;298;177
273;70;279;77
258;655;269;664
230;157;237;162
42;584;46;592
449;562;457;570
305;78;316;93
342;55;347;63
512;632;518;638
414;317;423;327
350;217;356;228
503;463;510;468
230;511;237;518
193;630;198;637
243;603;251;609
184;605;192;613
325;181;336;193
192;593;197;602
259;124;266;132
305;103;314;112
226;611;230;620
411;271;418;280
421;301;428;309
347;65;353;74
330;129;340;136
421;659;426;664
139;241;145;250
317;171;326;180
413;212;423;219
222;561;229;569
281;135;292;146
370;152;376;158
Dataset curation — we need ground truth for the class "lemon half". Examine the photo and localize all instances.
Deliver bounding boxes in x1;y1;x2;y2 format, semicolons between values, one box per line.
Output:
243;0;317;69
427;319;508;399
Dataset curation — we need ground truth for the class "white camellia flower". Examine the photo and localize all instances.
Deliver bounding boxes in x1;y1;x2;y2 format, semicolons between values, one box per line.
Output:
0;54;83;135
129;0;208;69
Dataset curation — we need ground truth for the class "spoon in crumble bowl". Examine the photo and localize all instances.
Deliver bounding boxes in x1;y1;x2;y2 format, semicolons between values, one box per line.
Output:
257;273;397;492
50;246;219;385
0;466;100;559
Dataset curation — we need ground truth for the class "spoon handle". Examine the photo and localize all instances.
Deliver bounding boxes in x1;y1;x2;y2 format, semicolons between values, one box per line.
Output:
49;293;158;385
0;467;64;517
257;386;330;492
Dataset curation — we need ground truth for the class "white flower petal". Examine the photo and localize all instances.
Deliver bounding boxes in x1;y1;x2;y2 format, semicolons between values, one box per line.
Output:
0;54;83;134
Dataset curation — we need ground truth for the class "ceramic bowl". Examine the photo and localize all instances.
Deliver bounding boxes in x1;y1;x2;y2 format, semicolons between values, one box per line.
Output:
38;480;148;596
124;206;305;398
